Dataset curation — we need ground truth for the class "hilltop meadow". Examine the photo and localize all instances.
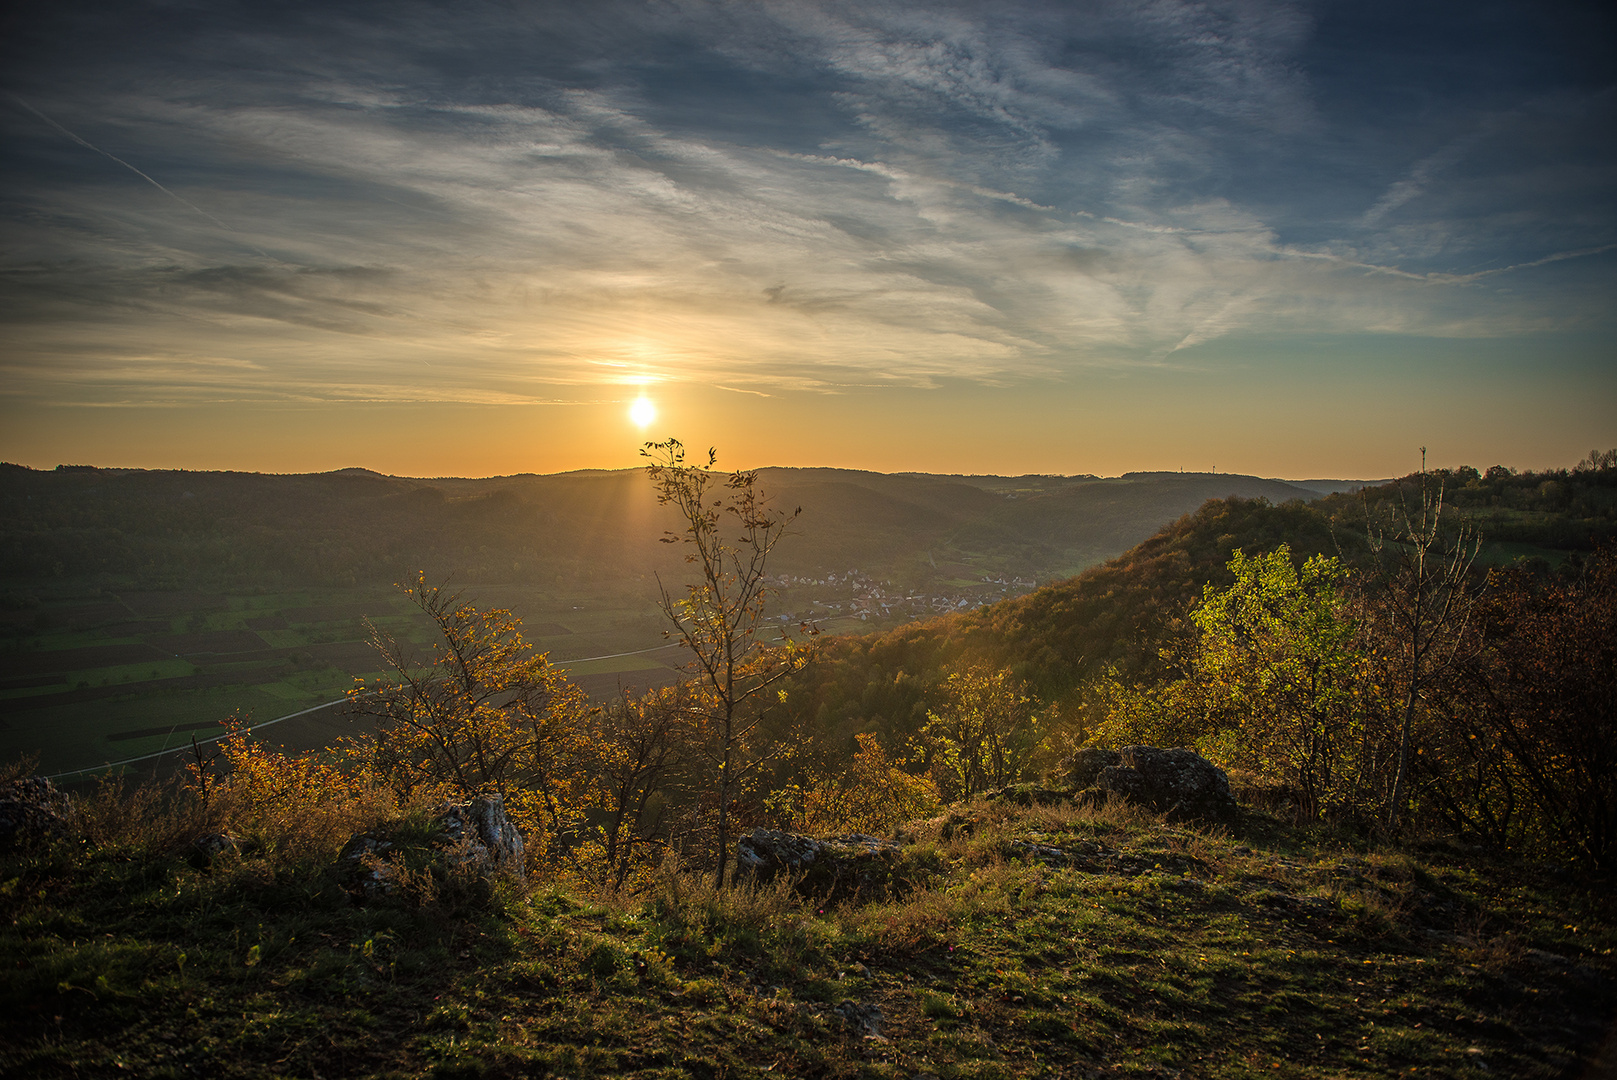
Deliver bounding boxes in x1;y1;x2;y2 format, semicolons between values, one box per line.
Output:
2;450;1614;1078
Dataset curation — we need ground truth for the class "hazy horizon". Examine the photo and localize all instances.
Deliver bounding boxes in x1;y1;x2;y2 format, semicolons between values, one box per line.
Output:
3;0;1613;479
0;456;1456;486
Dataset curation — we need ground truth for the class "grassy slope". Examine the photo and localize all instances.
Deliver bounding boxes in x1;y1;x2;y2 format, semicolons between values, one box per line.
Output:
3;795;1612;1079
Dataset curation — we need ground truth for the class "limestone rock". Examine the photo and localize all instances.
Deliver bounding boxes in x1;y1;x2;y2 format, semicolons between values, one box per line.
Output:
333;792;525;903
334;831;402;902
735;828;904;905
1083;745;1237;824
0;776;75;851
1056;746;1122;789
834;1000;885;1038
431;793;526;879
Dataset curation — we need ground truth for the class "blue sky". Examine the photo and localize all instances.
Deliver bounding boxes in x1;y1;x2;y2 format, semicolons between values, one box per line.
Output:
2;0;1612;476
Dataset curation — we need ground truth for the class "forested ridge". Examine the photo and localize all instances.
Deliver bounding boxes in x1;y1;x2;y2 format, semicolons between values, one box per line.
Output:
778;457;1615;747
780;494;1347;741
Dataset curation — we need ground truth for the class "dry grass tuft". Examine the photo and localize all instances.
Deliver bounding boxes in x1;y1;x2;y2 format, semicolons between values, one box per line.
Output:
76;773;211;856
843;885;955;952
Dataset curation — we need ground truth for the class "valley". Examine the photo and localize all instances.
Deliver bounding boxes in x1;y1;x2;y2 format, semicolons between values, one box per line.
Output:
0;463;1358;776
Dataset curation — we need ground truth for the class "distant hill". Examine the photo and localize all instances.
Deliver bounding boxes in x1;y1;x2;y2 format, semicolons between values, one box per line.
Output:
1284;478;1390;496
0;462;1361;774
8;458;1604;776
0;464;1313;601
0;463;1338;597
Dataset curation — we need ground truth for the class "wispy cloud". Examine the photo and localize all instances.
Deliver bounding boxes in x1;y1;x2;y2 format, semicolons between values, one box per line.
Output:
0;0;1611;413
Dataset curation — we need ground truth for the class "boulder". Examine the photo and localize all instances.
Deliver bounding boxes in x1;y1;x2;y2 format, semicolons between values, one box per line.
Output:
0;776;75;851
1083;746;1237;824
735;828;905;905
834;1000;885;1039
1056;747;1122;789
333;792;525;903
431;794;526;878
334;831;403;902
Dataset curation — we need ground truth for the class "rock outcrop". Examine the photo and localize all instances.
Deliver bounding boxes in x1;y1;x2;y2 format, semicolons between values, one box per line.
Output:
1079;746;1237;824
1056;746;1122;789
334;792;525;903
0;776;75;851
735;828;908;905
431;794;526;877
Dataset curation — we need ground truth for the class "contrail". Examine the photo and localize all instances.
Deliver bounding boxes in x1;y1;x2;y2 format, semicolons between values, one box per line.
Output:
9;92;239;236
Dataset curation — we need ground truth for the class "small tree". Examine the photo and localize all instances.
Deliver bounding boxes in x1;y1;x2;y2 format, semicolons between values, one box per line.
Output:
1185;546;1367;818
642;439;813;887
915;665;1040;801
1364;453;1480;830
580;682;694;890
1430;549;1617;868
348;575;591;862
778;733;940;836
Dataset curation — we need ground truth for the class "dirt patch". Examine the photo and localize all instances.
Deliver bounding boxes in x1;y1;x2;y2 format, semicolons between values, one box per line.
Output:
571;666;683;702
99;620;170;636
245;616;288;631
106;720;228;742
187;640;377;670
0;674;69;691
0;666;293;714
58;603;137;629
305;640;383;668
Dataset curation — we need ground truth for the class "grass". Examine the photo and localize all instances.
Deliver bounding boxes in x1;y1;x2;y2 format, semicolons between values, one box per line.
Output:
2;787;1612;1079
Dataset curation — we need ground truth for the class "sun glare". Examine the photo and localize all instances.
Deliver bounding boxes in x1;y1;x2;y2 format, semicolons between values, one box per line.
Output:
629;396;657;429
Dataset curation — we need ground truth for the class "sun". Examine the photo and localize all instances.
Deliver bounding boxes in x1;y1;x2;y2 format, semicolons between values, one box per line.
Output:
629;396;657;429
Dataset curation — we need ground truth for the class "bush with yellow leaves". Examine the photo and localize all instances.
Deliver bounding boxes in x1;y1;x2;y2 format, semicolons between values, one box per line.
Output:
779;733;940;837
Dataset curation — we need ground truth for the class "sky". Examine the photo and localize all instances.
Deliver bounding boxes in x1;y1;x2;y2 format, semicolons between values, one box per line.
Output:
1;0;1613;479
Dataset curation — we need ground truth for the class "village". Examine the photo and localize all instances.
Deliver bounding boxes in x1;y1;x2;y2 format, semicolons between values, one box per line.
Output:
763;569;1042;627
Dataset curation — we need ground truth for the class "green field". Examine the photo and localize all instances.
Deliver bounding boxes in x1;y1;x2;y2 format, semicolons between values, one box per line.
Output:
0;583;699;777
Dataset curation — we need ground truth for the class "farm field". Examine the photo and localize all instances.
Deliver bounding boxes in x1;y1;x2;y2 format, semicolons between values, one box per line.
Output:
0;577;876;777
